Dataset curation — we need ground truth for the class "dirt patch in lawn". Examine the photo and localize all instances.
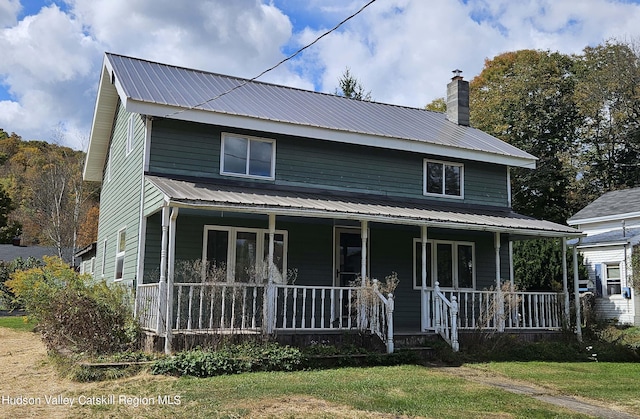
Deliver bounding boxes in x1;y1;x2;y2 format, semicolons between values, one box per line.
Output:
0;328;99;418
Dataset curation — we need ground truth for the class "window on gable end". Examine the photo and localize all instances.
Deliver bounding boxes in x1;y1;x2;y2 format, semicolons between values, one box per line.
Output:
221;133;275;180
424;159;463;198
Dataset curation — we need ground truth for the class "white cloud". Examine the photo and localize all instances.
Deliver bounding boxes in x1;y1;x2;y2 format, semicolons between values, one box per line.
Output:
0;0;20;27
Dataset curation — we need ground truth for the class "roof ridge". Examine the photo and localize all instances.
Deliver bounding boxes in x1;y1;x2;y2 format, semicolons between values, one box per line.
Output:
105;52;442;115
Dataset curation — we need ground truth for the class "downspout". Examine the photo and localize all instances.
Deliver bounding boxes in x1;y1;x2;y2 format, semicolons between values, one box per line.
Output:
562;238;570;328
165;207;178;354
573;243;583;342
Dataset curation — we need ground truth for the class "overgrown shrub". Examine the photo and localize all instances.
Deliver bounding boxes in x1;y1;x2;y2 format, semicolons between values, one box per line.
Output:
0;256;42;310
6;256;140;354
151;343;302;377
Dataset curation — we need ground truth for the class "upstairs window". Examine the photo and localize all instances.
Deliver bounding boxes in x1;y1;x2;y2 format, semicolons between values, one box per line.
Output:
221;133;275;179
424;159;463;198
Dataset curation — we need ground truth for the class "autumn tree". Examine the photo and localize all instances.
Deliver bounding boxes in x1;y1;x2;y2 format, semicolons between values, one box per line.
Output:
470;50;580;224
425;97;446;113
573;40;640;206
335;67;372;101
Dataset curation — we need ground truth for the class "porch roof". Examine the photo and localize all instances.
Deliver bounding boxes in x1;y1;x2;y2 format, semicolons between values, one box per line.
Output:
147;175;581;238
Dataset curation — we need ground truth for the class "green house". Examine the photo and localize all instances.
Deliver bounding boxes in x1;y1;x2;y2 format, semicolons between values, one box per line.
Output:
83;53;582;353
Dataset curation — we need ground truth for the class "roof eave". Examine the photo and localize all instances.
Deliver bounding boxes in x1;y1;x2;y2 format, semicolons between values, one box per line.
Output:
84;58;120;182
163;199;580;238
568;210;640;226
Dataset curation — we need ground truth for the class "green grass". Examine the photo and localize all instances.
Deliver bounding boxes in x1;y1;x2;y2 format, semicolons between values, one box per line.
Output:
67;365;591;418
0;315;34;331
470;362;640;415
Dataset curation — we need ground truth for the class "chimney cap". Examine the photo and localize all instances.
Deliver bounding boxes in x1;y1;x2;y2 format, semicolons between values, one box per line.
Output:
451;69;463;80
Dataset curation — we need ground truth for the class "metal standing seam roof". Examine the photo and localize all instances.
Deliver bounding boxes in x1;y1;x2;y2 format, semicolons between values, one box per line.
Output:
146;175;581;237
105;53;535;163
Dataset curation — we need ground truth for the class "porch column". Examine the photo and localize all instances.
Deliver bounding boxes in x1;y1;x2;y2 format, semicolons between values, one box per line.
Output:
264;214;277;334
164;207;178;354
421;225;429;331
508;241;514;289
268;213;276;283
157;207;170;337
494;232;505;332
361;220;368;284
562;237;570;327
573;244;583;341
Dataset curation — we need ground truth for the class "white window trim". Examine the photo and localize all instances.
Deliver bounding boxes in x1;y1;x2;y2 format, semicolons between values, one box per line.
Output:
202;225;288;282
126;114;135;156
101;239;107;277
114;228;126;281
603;262;622;297
423;159;464;199
412;238;475;290
220;133;276;180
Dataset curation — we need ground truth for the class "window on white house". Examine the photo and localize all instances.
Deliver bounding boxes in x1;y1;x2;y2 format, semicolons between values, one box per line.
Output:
221;134;275;179
101;239;107;277
413;239;474;289
605;263;621;296
115;229;126;281
126;114;135;155
203;226;287;282
424;159;463;198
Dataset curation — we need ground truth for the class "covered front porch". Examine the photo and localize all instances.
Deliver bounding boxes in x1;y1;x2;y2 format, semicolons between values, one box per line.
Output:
134;176;583;353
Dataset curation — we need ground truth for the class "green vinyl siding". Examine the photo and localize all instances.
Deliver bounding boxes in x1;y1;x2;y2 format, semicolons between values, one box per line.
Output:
148;119;510;207
94;102;145;286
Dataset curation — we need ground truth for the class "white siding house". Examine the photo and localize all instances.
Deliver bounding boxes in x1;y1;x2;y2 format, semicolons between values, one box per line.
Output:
568;188;640;326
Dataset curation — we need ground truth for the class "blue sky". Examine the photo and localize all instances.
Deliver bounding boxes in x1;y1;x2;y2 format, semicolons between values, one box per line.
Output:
2;0;640;150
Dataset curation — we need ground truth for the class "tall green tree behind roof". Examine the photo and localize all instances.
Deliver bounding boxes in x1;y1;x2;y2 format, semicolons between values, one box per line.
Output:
469;49;580;224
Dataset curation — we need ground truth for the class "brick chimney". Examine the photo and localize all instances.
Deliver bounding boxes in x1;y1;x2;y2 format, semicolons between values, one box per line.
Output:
446;69;469;126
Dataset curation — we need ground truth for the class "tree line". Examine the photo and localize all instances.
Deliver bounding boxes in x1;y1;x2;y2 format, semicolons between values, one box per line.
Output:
0;129;99;263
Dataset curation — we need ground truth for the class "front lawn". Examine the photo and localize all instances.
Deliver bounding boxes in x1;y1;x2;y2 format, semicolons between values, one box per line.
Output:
67;365;590;418
470;362;640;416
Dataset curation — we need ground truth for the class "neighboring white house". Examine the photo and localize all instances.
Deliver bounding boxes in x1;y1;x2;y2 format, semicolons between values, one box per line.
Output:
568;188;640;326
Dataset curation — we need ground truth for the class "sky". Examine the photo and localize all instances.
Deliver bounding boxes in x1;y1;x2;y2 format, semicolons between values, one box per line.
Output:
1;0;640;151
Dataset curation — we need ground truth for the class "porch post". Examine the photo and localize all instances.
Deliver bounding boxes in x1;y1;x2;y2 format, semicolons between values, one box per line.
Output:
421;225;428;331
361;220;368;284
562;237;570;327
573;244;583;341
157;207;169;339
494;232;505;332
164;207;178;354
264;214;276;334
508;241;514;289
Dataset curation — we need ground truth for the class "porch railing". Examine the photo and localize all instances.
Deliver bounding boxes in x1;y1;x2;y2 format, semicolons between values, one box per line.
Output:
433;282;459;351
425;288;563;332
172;282;265;332
135;283;161;333
135;281;395;352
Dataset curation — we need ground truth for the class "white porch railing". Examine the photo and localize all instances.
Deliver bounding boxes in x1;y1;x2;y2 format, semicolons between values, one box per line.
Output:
433;282;459;351
135;283;161;332
370;280;395;353
426;284;564;351
172;282;266;332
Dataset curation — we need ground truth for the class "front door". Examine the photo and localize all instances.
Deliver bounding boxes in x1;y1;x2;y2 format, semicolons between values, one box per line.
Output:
334;228;363;287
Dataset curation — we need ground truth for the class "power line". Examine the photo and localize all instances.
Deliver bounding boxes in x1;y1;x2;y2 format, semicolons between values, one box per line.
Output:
164;0;378;117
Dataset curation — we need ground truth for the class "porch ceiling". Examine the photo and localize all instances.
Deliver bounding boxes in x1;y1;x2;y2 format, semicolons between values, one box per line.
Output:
146;175;582;238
